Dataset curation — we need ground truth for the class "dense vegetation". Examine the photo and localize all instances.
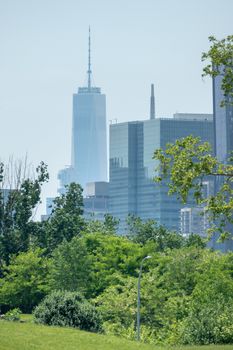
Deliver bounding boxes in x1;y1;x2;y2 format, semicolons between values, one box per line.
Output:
0;178;233;344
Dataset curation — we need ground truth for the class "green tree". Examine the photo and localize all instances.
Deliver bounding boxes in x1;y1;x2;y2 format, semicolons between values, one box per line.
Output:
49;232;145;298
85;214;119;236
178;252;233;344
202;35;233;105
0;161;49;266
45;183;85;252
126;214;184;249
154;135;233;238
0;248;51;313
94;275;137;338
50;237;92;293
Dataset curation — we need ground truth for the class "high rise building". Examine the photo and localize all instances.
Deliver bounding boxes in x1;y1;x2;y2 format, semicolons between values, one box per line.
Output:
180;181;213;238
213;71;233;163
109;86;214;233
211;68;233;251
58;28;107;194
83;182;109;221
180;206;210;238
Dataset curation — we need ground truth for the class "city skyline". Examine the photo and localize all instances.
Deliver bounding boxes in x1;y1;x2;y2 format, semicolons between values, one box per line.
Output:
0;0;232;216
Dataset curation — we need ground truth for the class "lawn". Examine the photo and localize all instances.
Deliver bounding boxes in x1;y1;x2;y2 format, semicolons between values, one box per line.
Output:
0;320;233;350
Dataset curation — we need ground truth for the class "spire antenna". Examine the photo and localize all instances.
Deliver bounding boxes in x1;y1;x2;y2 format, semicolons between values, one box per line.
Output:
150;83;155;119
87;26;92;91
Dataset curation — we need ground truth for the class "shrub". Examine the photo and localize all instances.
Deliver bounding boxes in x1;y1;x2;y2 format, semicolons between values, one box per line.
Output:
4;308;22;321
33;290;102;332
178;302;233;345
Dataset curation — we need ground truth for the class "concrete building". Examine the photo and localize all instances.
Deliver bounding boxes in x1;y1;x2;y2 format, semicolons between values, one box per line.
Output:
109;85;214;233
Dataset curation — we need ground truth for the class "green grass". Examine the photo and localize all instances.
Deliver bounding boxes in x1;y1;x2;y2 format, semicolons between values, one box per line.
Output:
20;314;33;322
0;320;233;350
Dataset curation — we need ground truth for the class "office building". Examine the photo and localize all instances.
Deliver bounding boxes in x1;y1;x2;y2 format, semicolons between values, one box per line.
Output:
180;206;209;238
109;86;214;233
211;68;233;251
83;181;109;221
58;28;107;194
180;181;213;237
213;70;233;163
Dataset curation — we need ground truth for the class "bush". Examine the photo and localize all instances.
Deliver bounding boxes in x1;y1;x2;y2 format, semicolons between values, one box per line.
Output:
4;308;22;321
33;290;102;332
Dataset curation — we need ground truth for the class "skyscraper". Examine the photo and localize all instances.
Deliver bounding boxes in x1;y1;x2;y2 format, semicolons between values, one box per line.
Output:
211;69;233;251
58;28;107;193
213;71;233;163
109;86;214;233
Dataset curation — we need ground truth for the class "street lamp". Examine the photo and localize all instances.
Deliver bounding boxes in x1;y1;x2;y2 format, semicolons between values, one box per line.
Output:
137;255;152;341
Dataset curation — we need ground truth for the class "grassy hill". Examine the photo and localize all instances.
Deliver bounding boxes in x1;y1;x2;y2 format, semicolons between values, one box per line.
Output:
0;320;233;350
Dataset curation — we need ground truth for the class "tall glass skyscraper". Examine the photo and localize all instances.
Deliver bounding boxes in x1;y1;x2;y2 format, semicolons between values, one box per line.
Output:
109;89;214;233
58;29;107;193
211;69;233;251
213;72;233;163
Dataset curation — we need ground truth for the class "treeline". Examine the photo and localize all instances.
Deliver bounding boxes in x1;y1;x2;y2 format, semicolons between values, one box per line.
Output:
0;163;233;345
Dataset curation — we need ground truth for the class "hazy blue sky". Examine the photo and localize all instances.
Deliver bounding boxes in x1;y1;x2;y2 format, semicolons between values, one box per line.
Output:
0;0;232;216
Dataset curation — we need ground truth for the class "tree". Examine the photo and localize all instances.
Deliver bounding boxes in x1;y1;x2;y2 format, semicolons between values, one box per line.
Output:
126;214;184;249
178;252;233;344
49;236;93;294
202;35;233;106
154;135;233;238
49;232;145;298
0;249;51;313
45;183;85;252
0;160;49;266
84;214;119;236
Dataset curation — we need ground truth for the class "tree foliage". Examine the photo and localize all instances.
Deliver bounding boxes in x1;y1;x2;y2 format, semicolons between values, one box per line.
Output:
0;161;49;266
0;249;51;313
45;183;85;252
202;35;233;105
154;136;233;238
126;214;185;249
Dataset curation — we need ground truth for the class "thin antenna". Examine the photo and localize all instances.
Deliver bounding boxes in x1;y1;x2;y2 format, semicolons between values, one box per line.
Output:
87;26;92;91
150;84;155;119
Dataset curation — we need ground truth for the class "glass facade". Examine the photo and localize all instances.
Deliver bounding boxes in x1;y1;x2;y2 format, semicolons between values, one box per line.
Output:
213;73;233;163
71;87;107;191
211;71;233;251
58;86;107;194
109;114;214;233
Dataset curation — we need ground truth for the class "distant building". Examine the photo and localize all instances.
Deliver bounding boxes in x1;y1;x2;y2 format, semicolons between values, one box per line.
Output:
58;28;107;194
0;189;12;204
210;67;233;251
180;181;213;237
180;207;209;238
83;182;109;221
46;197;55;216
109;85;214;233
213;69;233;163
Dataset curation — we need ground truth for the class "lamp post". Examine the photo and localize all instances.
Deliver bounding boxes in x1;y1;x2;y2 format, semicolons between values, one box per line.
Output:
137;255;152;341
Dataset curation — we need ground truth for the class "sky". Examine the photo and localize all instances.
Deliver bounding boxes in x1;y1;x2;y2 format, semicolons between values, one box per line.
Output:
0;0;232;217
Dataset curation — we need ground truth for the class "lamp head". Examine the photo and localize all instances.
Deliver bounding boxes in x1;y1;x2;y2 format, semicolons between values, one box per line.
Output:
145;255;152;260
